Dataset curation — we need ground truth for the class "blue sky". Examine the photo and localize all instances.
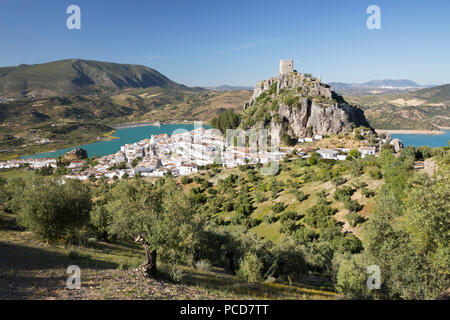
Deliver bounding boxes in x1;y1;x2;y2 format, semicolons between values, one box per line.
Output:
0;0;449;87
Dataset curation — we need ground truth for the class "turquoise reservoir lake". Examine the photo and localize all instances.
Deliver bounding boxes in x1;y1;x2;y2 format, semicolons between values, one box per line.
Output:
391;130;450;148
22;123;210;159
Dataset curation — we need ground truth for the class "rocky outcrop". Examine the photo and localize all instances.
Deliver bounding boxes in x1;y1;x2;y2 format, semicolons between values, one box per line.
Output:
248;73;335;107
241;71;371;137
270;99;369;137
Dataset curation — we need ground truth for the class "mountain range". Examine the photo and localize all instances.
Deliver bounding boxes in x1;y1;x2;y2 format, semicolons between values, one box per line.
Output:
328;79;434;96
0;59;188;98
205;85;253;91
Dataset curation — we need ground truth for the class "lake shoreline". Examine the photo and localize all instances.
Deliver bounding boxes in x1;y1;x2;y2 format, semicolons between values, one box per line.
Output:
111;120;211;130
111;121;161;129
376;129;443;135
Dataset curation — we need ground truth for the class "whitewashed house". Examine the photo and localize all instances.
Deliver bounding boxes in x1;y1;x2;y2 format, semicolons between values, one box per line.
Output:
151;169;167;177
29;159;57;169
178;163;198;175
317;149;339;160
68;160;85;171
359;146;376;158
338;148;350;154
0;162;22;169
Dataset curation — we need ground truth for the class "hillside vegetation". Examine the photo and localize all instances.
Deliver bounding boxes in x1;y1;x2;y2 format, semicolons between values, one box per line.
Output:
1;138;448;300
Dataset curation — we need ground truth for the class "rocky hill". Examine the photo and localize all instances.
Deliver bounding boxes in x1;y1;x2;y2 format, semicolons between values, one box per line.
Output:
240;69;371;138
0;59;187;98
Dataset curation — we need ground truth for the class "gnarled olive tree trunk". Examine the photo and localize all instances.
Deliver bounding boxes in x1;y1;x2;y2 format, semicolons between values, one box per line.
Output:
225;251;235;274
135;232;157;277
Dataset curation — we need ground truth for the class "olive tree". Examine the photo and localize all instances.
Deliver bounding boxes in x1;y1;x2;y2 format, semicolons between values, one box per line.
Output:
104;178;198;277
18;178;92;242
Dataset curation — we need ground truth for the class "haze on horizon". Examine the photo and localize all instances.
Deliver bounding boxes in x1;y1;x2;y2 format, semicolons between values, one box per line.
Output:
0;0;449;87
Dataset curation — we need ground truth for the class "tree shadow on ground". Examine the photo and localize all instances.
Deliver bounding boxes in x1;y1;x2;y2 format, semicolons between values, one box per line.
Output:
0;213;25;231
0;273;66;300
0;242;119;271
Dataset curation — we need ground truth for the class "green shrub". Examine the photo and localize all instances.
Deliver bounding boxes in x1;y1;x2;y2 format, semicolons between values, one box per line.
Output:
193;176;204;184
338;234;363;253
169;267;186;283
262;213;279;224
294;226;318;243
334;186;355;202
280;211;299;222
236;203;253;216
242;217;261;228
271;189;279;199
280;219;299;234
368;167;382;179
181;176;193;184
87;237;97;247
344;199;363;213
211;109;241;134
335;254;370;298
223;202;234;212
231;213;246;225
272;202;286;213
308;153;320;165
361;188;375;198
255;192;265;203
281;132;296;146
351;180;367;189
304;204;337;229
196;260;212;272
350;160;364;177
346;212;365;227
272;241;308;280
295;190;308;202
268;82;277;95
332;176;346;186
237;253;263;283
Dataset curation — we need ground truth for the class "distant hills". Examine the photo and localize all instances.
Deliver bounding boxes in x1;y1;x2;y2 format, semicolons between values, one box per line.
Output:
0;59;188;98
328;79;433;96
412;84;450;103
346;83;450;107
205;85;253;91
344;83;450;131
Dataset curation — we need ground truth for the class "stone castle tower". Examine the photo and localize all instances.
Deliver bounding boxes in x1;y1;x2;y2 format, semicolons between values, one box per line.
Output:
279;59;293;75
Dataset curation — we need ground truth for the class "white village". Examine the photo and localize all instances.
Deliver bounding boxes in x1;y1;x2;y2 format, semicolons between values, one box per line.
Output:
0;125;393;180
